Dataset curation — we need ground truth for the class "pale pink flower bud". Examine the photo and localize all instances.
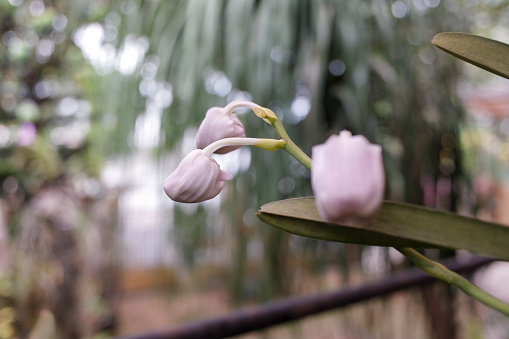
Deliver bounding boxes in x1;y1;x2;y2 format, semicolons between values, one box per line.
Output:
196;107;246;154
311;130;385;221
163;149;233;203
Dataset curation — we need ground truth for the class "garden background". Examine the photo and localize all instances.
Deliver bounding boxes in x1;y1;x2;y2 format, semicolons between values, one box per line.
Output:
1;0;509;338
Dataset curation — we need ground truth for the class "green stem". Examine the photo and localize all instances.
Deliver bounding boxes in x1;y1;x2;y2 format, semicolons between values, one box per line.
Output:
250;105;312;170
271;118;312;170
396;247;509;316
203;137;285;156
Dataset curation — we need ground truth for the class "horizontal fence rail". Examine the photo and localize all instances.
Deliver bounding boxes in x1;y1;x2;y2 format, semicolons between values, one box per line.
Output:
118;255;495;339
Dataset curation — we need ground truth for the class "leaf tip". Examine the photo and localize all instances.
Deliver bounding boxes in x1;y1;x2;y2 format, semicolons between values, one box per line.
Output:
431;32;453;48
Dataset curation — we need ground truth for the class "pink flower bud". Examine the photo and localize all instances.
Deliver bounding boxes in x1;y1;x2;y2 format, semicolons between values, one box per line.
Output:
196;107;246;154
163;150;233;203
311;131;385;221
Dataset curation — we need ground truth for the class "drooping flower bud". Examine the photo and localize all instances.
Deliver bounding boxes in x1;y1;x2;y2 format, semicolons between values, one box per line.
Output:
311;130;385;221
196;107;246;154
163;149;233;203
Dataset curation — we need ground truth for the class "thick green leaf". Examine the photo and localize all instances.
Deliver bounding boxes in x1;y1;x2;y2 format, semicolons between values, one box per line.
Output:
257;197;509;260
432;32;509;79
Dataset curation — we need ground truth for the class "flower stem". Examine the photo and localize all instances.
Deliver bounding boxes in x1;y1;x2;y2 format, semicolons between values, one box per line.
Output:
224;102;313;170
396;247;509;316
271;118;312;170
203;137;286;156
224;100;261;114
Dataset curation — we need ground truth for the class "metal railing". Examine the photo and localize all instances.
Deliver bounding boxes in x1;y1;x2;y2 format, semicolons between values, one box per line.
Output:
117;255;494;339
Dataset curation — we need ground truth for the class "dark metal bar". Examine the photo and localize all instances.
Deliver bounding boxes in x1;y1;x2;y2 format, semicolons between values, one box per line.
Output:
118;256;495;339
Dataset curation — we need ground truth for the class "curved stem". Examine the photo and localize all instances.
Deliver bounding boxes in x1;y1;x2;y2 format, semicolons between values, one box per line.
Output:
203;137;286;156
396;247;509;316
224;100;261;114
203;137;262;156
222;102;313;170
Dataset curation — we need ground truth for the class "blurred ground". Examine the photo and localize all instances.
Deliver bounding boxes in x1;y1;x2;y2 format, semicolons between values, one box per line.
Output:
114;261;509;339
117;288;230;335
114;268;433;339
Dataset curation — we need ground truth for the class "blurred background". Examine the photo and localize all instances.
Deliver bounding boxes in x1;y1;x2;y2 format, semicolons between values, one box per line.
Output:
1;0;509;338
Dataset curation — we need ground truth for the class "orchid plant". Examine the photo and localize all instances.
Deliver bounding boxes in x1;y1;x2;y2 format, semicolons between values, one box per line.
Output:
164;32;509;316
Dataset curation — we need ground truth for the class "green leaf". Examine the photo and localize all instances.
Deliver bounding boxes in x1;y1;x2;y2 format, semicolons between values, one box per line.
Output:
257;197;509;260
432;32;509;80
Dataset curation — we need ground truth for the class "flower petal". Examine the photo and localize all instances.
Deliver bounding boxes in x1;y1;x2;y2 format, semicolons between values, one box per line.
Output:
196;107;246;154
163;149;232;203
311;131;385;221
